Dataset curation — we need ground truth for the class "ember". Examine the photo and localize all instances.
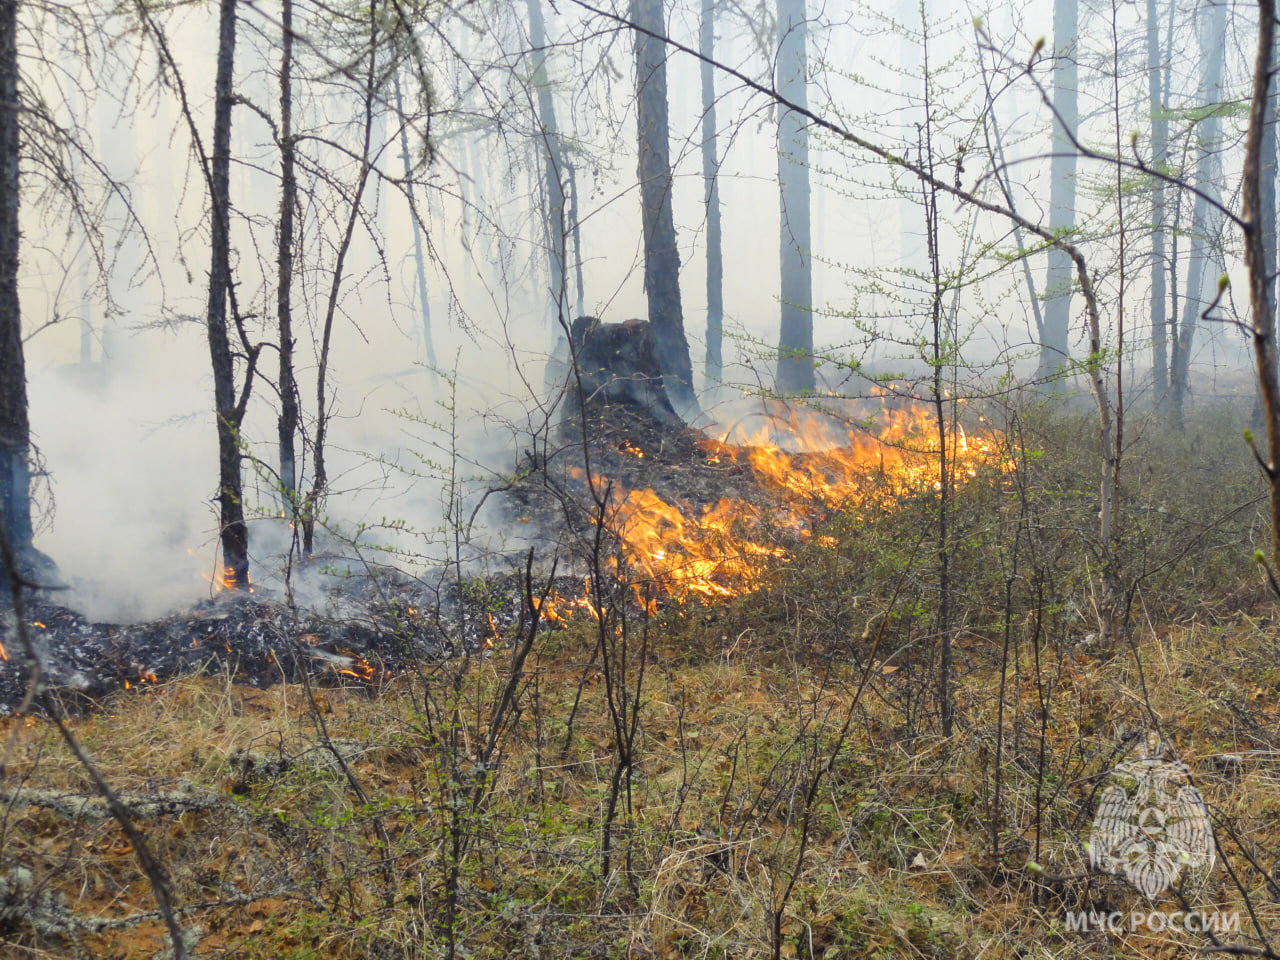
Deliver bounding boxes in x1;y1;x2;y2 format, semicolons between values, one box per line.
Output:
531;578;599;625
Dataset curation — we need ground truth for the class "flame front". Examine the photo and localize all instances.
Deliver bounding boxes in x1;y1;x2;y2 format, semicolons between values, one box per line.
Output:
610;488;783;599
565;400;1005;609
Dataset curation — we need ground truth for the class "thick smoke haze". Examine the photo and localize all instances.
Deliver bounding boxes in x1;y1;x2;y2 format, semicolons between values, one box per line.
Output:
10;0;1264;619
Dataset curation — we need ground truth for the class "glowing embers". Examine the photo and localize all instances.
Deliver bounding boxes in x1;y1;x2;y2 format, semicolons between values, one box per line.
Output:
298;633;377;681
123;665;159;692
531;578;600;625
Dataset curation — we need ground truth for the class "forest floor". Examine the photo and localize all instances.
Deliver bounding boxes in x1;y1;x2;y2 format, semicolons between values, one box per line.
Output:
3;399;1280;959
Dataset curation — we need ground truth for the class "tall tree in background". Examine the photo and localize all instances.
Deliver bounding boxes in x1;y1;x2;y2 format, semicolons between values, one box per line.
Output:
206;0;251;588
394;70;436;370
775;0;813;395
700;0;724;390
1146;0;1169;400
1170;0;1227;422
631;0;698;414
527;0;569;324
1035;0;1077;382
0;0;33;571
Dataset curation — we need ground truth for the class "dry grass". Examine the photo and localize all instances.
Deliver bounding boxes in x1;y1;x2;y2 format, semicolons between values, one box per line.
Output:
1;608;1279;960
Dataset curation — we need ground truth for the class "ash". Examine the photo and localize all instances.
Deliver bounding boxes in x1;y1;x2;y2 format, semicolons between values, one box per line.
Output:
0;567;558;716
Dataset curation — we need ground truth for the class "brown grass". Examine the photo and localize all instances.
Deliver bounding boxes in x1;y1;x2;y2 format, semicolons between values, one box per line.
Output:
2;608;1279;960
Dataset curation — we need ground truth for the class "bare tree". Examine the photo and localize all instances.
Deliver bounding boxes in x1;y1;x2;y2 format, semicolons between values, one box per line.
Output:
1147;0;1169;400
302;0;387;555
775;0;814;396
205;0;254;589
1170;0;1227;423
527;0;569;327
277;0;299;508
1243;0;1280;589
631;0;698;415
0;0;32;576
701;0;724;391
1035;0;1077;383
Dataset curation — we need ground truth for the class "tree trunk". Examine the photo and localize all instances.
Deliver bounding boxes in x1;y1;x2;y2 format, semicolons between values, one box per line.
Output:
568;157;585;316
1243;0;1280;586
277;0;299;507
1147;0;1168;401
1035;0;1077;383
206;0;249;588
393;70;435;371
1170;0;1227;423
529;0;570;327
630;0;698;415
0;0;31;570
700;0;723;390
775;0;814;396
1254;40;1278;432
527;0;569;327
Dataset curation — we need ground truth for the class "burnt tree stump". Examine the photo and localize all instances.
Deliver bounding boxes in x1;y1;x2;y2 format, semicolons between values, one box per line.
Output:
561;316;683;433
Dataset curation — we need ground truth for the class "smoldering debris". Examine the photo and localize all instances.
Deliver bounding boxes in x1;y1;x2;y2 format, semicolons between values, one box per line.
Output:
0;568;577;715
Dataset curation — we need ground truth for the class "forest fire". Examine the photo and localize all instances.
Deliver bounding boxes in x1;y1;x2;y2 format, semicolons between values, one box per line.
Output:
531;578;600;624
551;400;1006;613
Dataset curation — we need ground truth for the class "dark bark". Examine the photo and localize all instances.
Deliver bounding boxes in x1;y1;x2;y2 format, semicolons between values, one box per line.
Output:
775;0;814;396
1035;0;1077;383
1254;41;1278;432
562;316;683;429
206;0;248;588
0;0;30;567
277;0;299;505
1147;0;1168;401
1243;0;1280;584
630;0;698;415
700;0;723;389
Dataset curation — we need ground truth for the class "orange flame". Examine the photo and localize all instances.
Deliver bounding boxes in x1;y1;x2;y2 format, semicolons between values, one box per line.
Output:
531;578;600;626
531;594;568;625
567;400;1005;607
338;656;376;681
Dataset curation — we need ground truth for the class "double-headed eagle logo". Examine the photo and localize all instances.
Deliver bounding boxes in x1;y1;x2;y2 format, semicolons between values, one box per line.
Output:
1089;731;1215;899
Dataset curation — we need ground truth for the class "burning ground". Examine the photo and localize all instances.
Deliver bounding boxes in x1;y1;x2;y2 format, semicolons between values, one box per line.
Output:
0;393;1005;713
511;394;1008;606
